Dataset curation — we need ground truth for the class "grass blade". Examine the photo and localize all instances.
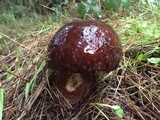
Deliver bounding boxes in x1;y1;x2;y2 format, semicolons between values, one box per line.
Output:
25;60;46;102
0;89;4;120
25;82;31;102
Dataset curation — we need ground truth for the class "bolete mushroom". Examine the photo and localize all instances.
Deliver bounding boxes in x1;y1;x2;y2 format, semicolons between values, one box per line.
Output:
47;20;122;104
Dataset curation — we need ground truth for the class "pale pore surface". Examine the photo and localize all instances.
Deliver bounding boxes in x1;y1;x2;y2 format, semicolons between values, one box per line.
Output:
65;73;83;92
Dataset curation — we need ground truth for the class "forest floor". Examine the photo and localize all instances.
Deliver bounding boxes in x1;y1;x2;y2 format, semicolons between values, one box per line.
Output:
0;4;160;120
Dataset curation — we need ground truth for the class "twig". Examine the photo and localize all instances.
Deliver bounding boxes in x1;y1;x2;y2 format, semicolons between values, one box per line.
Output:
0;32;39;54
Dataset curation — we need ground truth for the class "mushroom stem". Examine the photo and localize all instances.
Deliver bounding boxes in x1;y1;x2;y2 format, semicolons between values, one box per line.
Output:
65;73;83;92
53;72;94;104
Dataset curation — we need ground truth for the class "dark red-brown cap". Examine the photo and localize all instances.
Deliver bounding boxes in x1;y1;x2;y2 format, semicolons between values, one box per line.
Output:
48;20;122;73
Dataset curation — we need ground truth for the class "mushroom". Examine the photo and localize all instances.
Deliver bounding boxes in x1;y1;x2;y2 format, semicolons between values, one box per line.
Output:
47;20;122;104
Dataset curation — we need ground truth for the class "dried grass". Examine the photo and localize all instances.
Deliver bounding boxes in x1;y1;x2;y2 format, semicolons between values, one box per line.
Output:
1;27;160;120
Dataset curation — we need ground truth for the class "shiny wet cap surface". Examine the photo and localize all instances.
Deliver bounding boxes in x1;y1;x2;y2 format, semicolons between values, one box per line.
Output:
48;20;122;73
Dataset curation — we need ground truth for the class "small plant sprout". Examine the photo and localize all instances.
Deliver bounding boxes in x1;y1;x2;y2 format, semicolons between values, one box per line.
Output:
136;45;160;66
147;58;160;66
91;103;124;118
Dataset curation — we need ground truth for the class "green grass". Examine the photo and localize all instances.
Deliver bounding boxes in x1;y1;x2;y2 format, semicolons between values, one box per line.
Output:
0;12;51;37
119;18;160;45
0;89;4;120
0;6;56;55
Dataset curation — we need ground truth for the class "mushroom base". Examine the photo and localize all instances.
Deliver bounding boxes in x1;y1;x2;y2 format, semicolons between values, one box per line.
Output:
53;72;94;105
